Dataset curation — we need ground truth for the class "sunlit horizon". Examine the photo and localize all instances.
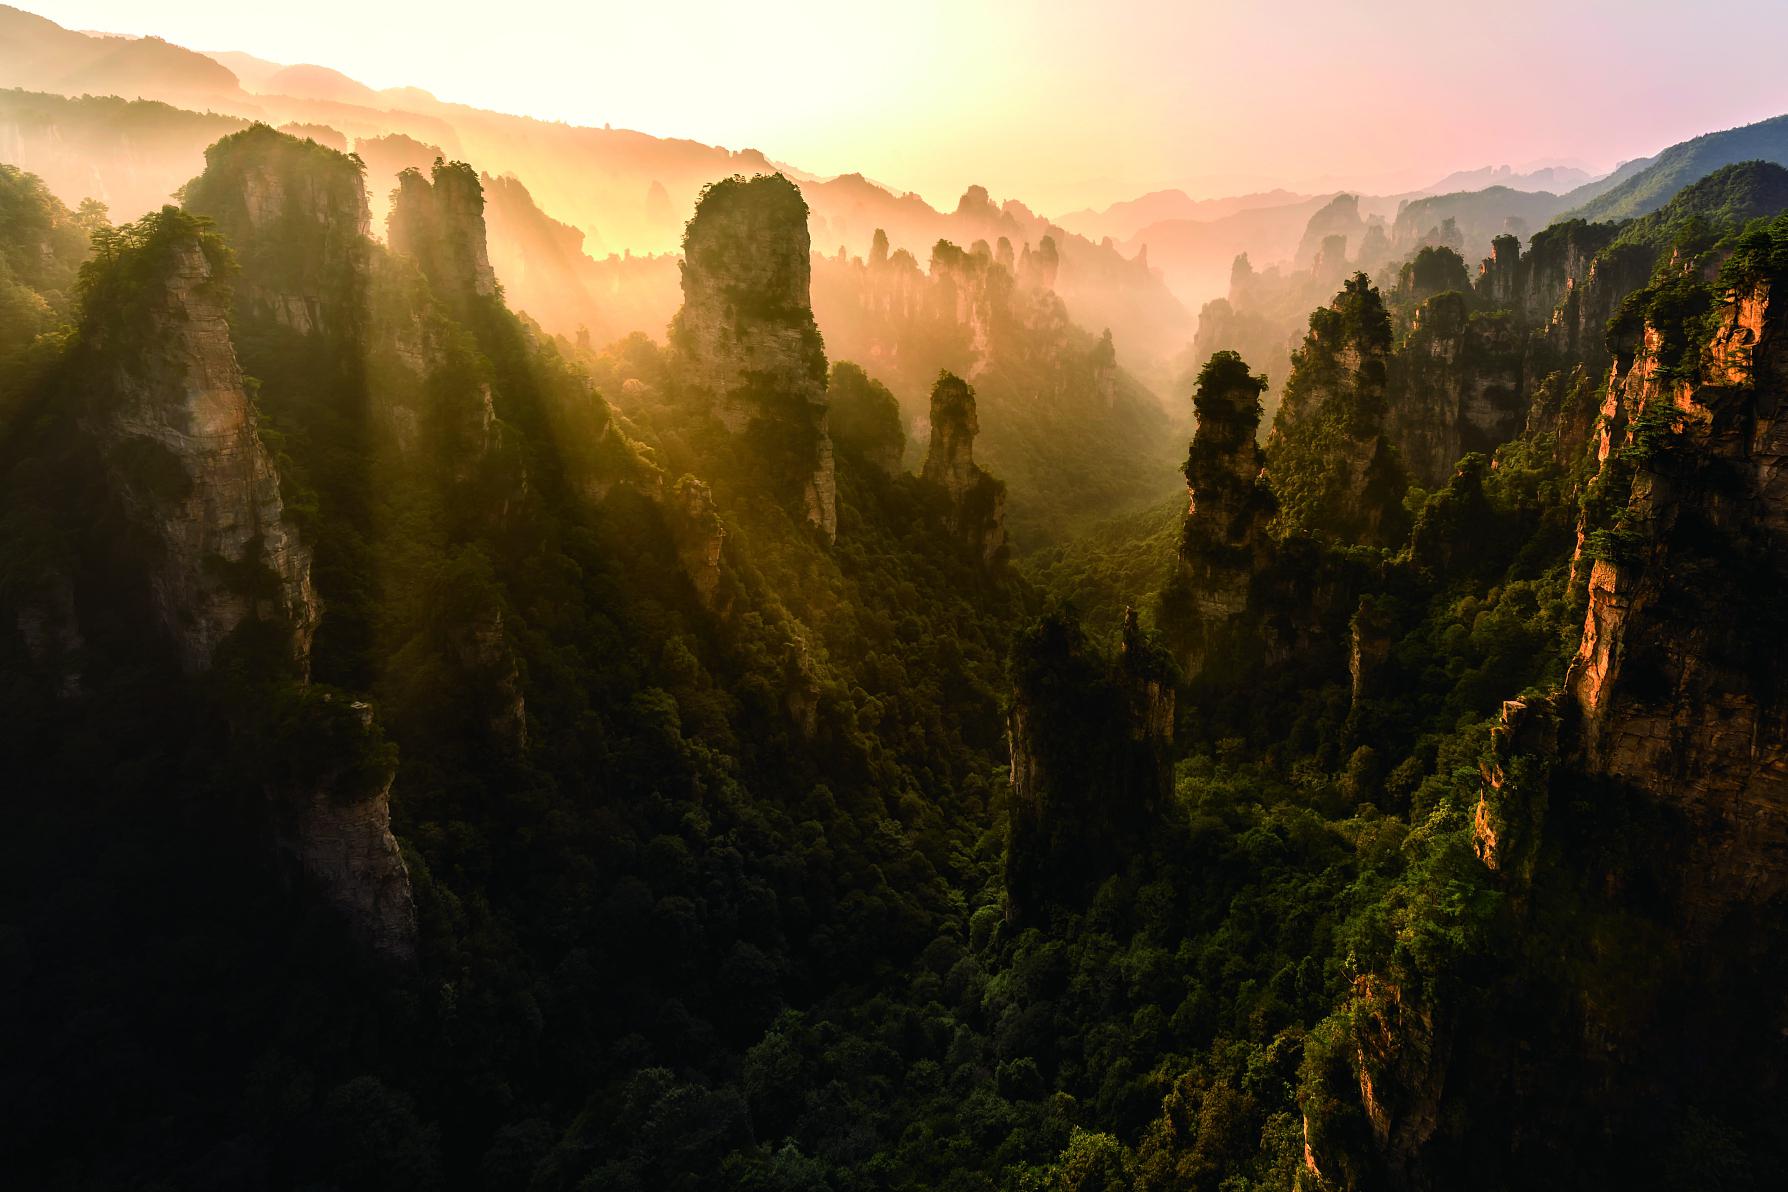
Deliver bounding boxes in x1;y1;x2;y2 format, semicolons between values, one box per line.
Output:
24;0;1788;214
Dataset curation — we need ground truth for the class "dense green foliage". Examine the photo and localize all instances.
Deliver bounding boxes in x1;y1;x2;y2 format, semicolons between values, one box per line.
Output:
1265;274;1410;547
826;361;906;468
1565;112;1788;223
11;111;1788;1192
1395;246;1470;306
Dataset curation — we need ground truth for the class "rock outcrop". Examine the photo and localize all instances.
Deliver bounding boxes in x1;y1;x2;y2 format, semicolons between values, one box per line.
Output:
1167;350;1273;673
83;218;319;675
181;123;371;337
668;473;727;611
1471;695;1558;891
74;210;415;963
1005;609;1174;920
1296;194;1366;269
388;158;499;303
1567;271;1788;919
1387;292;1526;487
1349;975;1452;1188
921;371;1007;567
670;173;836;541
272;697;417;964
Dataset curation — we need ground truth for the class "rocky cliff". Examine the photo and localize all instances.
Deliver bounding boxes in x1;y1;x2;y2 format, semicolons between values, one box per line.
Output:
1387;292;1526;487
80;214;319;675
181;123;371;336
811;224;1179;548
70;209;416;963
388;158;500;304
668;473;728;611
1568;268;1788;919
270;695;417;964
1167;350;1273;673
921;371;1007;567
669;173;836;541
1304;234;1788;1191
1005;608;1173;920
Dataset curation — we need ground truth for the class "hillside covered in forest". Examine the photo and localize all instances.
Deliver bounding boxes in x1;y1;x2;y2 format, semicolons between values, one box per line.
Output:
7;4;1788;1190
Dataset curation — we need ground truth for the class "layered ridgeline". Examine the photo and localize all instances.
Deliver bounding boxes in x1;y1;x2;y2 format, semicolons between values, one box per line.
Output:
1005;160;1788;1186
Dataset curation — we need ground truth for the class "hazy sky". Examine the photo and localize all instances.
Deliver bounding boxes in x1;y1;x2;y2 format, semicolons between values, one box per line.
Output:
28;0;1788;213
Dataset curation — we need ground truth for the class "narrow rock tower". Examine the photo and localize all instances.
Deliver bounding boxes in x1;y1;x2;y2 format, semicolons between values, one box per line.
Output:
1166;350;1272;673
922;371;1007;567
670;173;837;541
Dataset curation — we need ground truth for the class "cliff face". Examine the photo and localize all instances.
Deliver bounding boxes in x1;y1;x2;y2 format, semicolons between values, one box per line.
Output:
1170;351;1272;672
1471;694;1559;890
1388;293;1526;487
921;371;1007;567
1296;194;1366;268
816;231;1077;385
84;223;319;675
272;697;417;965
1472;219;1652;363
70;211;416;963
182;123;371;337
670;174;836;541
668;474;727;612
388;159;500;304
1567;273;1788;919
810;222;1177;549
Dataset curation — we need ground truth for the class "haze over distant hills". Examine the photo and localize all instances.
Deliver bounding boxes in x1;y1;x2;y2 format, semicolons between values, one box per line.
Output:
15;4;1788;1188
10;1;1788;378
0;4;1196;376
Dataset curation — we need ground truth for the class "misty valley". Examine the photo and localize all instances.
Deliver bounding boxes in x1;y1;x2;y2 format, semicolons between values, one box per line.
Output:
5;3;1788;1189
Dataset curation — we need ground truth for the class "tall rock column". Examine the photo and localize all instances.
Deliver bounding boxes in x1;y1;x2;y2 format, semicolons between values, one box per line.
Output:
1164;350;1272;674
82;213;319;675
1387;291;1525;487
1265;273;1408;546
1567;271;1788;920
670;173;836;541
388;158;499;303
181;122;372;337
922;370;1007;567
72;210;416;963
123;211;414;962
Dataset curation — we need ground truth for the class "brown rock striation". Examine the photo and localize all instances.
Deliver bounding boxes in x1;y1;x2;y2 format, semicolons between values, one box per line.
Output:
1566;272;1788;918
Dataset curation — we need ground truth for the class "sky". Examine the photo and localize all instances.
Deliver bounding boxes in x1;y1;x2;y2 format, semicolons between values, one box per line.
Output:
27;0;1788;214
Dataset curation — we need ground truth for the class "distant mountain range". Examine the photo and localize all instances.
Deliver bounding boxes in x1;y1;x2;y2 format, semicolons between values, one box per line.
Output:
0;4;1192;373
1067;113;1788;311
1564;112;1788;223
8;0;1788;366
